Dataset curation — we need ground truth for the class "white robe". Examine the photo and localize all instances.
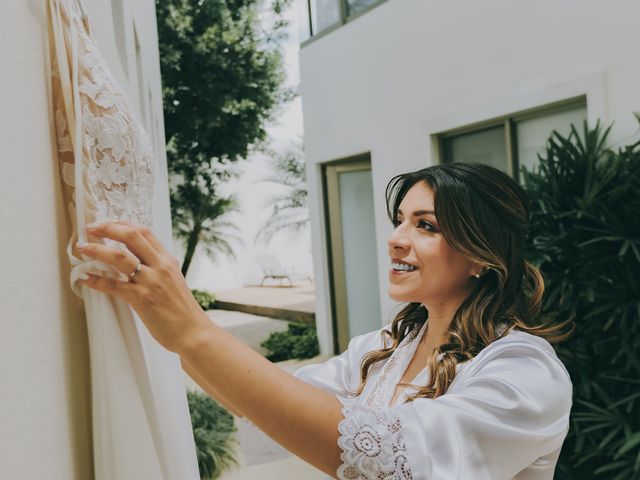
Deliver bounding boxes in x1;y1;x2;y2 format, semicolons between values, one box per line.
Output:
237;320;573;480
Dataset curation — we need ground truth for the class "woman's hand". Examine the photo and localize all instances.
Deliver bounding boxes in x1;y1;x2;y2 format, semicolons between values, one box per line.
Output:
77;220;347;476
76;220;209;353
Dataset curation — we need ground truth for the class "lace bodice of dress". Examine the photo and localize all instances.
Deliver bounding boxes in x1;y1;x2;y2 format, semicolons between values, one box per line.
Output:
52;0;155;232
50;0;156;294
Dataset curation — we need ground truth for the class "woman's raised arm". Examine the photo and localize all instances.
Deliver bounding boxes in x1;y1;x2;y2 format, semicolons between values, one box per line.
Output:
75;220;345;477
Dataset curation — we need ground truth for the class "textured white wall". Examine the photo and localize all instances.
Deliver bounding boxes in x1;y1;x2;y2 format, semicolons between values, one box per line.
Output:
0;1;92;478
0;0;170;478
299;0;640;354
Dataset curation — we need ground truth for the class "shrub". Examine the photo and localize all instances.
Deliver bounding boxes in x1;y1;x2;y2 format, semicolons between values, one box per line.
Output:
187;390;238;480
192;289;216;310
261;322;320;362
521;118;640;480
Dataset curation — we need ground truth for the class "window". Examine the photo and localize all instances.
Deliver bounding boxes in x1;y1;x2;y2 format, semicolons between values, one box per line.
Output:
438;98;587;182
442;125;507;173
309;0;341;35
345;0;381;17
516;106;588;176
299;0;387;43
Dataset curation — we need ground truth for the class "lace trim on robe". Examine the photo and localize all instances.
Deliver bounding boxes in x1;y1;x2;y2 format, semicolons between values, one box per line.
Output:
334;321;511;479
364;322;428;409
336;398;412;480
334;324;426;479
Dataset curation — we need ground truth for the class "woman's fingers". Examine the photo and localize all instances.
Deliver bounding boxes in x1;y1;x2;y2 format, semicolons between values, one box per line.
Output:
81;273;138;301
114;220;180;268
86;222;161;267
77;242;142;278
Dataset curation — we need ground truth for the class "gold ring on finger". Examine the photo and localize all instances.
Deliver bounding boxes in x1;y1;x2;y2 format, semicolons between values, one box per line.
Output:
129;262;143;278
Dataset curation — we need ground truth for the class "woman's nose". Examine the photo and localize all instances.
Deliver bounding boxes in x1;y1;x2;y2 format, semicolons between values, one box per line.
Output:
388;224;411;250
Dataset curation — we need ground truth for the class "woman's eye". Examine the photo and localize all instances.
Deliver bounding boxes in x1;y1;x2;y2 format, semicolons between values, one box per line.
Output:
418;219;437;232
392;218;437;232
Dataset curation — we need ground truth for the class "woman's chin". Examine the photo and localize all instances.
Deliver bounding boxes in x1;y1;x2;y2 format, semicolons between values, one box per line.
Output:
388;288;411;302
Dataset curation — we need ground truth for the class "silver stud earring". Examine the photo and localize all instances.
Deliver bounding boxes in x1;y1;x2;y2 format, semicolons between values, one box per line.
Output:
474;273;480;278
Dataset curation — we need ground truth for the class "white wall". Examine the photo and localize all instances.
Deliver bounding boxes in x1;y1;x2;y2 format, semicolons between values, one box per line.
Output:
298;0;640;355
0;1;169;478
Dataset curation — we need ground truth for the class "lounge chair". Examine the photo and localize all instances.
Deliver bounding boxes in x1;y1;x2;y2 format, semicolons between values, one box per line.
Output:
255;254;313;287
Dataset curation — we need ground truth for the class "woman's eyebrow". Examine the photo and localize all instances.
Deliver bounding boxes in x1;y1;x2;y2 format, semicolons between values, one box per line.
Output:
397;208;435;216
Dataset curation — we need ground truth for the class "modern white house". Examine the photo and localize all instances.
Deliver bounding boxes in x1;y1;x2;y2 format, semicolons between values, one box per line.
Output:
0;1;172;478
296;0;640;355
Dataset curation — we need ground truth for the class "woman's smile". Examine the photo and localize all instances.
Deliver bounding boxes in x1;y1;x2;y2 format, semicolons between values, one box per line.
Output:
390;263;419;275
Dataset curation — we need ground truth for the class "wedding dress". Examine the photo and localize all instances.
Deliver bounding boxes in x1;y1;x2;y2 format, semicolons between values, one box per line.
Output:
46;1;199;478
237;320;573;480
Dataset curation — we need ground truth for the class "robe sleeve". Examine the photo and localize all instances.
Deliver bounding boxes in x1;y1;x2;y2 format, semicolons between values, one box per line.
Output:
334;333;573;480
235;328;386;466
292;328;386;396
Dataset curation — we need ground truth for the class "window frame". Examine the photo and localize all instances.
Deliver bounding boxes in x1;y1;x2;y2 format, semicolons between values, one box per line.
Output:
435;95;587;180
300;0;388;47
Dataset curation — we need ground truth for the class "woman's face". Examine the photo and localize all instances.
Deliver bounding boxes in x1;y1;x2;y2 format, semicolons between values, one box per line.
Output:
387;181;479;306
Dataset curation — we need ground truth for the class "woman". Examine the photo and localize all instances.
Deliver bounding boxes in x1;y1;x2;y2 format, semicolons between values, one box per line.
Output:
76;162;574;479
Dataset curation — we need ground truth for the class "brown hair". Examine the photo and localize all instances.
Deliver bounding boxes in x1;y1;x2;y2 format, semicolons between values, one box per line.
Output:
350;163;574;402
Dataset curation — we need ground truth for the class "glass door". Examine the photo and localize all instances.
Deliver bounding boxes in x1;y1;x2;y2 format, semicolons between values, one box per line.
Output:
325;158;381;352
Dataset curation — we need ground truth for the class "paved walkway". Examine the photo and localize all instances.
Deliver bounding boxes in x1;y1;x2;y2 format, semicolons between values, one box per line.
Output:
218;356;331;480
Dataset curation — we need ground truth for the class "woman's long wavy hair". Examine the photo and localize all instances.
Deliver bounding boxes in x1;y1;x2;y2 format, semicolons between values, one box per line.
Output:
350;162;575;402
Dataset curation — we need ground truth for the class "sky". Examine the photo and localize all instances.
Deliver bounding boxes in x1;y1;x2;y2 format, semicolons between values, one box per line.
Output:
179;1;314;293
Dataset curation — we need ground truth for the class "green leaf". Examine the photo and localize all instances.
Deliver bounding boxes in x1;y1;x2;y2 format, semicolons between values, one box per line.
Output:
618;432;640;456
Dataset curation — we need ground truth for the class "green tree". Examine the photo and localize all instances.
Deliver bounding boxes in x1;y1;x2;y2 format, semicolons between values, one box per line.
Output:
157;0;295;171
254;138;309;245
522;118;640;480
156;0;295;274
171;166;244;275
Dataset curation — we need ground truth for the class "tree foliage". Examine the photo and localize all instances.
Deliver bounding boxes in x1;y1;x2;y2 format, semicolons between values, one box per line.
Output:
156;0;295;173
254;138;309;245
170;166;244;275
522;118;640;480
156;0;294;274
